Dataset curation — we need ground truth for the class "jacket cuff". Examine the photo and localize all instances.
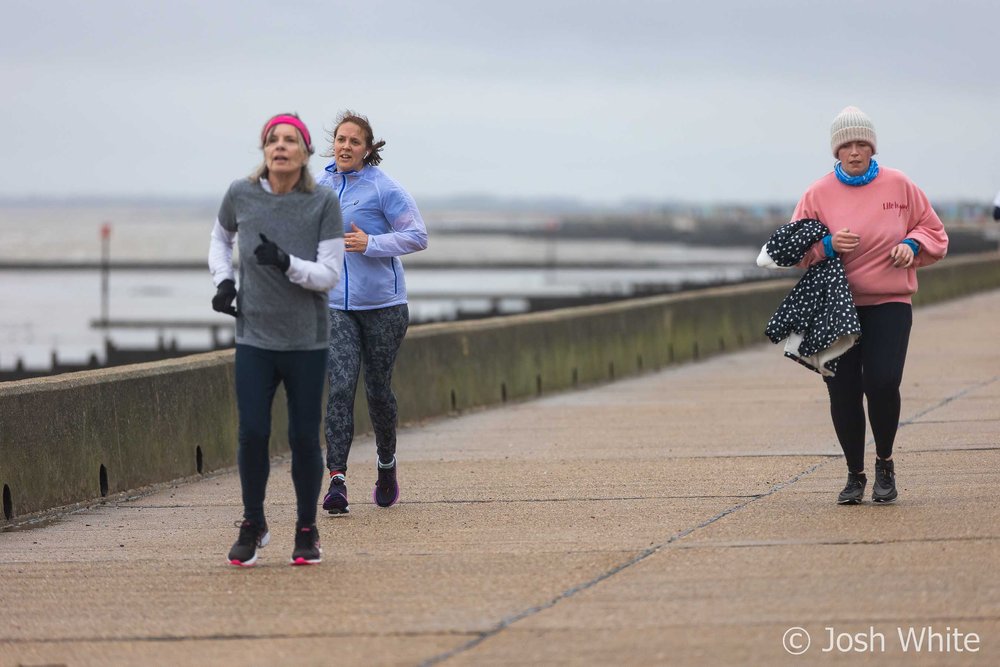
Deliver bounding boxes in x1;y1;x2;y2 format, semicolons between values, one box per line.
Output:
822;235;836;258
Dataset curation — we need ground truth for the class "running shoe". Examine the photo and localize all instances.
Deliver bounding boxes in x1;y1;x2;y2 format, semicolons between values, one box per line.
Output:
290;523;322;565
228;519;269;567
373;457;399;508
323;473;349;515
837;472;867;505
872;458;898;503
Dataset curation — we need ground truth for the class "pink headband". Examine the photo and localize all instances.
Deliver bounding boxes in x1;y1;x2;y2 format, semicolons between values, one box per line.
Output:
261;114;312;152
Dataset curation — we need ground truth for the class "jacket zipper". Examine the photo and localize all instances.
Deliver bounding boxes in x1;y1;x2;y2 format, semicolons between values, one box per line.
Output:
338;175;350;309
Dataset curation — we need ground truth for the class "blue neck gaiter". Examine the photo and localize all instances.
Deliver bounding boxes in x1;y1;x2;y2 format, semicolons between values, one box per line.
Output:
835;158;879;186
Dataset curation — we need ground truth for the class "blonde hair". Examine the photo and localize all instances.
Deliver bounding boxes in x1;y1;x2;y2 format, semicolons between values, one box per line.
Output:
249;123;316;193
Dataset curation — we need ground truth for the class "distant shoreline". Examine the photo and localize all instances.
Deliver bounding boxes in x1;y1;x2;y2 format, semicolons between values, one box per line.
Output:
1;194;992;215
0;257;752;272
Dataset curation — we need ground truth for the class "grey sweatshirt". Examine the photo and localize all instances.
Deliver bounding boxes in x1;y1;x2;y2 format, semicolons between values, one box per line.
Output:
217;178;343;350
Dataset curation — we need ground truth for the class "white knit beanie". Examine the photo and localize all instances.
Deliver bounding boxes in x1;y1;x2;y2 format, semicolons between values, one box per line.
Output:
830;106;877;157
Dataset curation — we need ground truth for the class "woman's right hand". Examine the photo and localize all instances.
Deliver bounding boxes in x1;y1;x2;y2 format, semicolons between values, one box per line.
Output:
831;228;861;254
212;279;238;317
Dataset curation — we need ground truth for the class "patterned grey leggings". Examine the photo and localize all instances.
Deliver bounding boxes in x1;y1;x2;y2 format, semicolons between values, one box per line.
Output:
324;304;409;473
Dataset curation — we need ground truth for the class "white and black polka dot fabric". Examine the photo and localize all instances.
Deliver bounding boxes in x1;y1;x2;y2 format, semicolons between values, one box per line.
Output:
763;218;861;376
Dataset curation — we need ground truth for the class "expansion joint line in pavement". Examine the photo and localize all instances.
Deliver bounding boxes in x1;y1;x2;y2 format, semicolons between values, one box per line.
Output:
418;374;997;667
417;460;831;667
899;374;999;427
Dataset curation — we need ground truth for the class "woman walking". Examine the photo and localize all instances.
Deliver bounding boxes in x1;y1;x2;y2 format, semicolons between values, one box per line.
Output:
317;111;428;514
791;106;948;505
209;113;344;565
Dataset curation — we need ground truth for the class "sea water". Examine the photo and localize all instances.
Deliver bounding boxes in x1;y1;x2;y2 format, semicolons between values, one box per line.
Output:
0;202;764;371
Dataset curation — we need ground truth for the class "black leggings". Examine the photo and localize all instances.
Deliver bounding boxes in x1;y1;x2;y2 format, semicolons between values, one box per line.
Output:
824;302;912;473
235;344;327;526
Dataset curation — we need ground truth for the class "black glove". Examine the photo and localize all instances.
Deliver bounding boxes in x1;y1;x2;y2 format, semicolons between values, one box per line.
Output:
212;279;238;317
255;233;291;272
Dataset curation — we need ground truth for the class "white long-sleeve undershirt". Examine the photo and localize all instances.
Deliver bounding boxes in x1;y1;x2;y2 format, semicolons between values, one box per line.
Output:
208;179;345;292
208;219;344;292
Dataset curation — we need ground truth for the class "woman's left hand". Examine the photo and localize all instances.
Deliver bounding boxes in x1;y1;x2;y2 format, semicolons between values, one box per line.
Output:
345;222;369;253
889;242;915;268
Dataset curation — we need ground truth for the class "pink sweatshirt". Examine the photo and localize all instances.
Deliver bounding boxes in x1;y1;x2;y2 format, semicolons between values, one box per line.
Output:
794;167;949;306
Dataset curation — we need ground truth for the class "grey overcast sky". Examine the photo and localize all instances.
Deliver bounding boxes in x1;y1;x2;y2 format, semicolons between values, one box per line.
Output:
2;0;997;204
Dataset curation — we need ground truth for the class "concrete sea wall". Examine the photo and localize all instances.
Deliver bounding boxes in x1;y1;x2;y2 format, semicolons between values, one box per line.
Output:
2;252;998;523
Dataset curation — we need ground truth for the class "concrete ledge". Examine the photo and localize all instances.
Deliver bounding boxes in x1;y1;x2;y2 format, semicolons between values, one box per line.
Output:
911;251;1000;306
0;353;254;519
2;252;998;522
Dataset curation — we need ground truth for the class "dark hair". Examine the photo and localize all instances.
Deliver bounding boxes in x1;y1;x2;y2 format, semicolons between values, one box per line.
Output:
324;110;386;166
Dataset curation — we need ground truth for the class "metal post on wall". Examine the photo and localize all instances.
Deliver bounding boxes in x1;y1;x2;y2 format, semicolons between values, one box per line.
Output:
544;218;559;285
100;222;112;323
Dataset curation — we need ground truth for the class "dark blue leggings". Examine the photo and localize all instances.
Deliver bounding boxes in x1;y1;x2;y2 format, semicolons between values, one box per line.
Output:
235;344;327;525
824;302;912;473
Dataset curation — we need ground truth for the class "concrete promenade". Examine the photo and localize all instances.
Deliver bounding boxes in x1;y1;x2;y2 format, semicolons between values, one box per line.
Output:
1;290;998;666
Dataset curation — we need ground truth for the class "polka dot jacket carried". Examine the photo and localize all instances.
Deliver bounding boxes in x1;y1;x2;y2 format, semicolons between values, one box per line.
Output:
762;218;861;377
